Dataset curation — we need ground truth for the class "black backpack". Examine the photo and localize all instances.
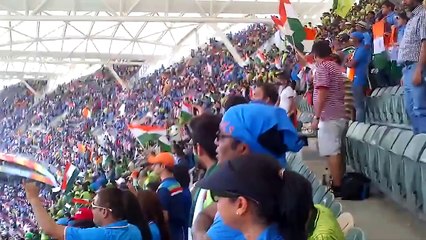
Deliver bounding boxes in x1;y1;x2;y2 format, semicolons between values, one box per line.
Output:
341;172;371;200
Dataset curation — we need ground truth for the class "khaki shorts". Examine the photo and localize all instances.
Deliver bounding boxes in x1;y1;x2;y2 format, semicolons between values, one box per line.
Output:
317;119;348;156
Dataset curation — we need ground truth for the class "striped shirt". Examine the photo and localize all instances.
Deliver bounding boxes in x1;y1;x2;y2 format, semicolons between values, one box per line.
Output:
313;60;346;121
397;5;426;62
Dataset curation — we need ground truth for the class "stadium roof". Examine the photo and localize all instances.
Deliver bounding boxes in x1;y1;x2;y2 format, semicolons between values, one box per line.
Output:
0;0;331;83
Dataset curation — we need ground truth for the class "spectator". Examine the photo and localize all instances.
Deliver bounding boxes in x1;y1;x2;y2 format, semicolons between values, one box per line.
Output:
24;182;146;240
345;32;370;122
398;0;426;134
137;190;171;240
148;152;191;240
197;154;312;240
222;95;248;112
311;40;347;197
276;71;297;120
251;83;279;105
68;208;95;228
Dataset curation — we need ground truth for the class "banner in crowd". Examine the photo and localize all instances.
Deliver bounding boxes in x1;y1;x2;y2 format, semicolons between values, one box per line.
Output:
0;164;57;186
0;152;59;186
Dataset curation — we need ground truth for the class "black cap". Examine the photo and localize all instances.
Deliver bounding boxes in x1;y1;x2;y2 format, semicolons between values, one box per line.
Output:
196;154;282;204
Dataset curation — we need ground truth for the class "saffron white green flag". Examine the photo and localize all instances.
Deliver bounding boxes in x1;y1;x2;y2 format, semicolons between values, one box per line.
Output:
128;123;167;145
180;102;193;123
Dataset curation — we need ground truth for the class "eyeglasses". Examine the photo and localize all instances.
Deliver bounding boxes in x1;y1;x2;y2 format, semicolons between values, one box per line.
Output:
215;131;233;141
91;202;113;212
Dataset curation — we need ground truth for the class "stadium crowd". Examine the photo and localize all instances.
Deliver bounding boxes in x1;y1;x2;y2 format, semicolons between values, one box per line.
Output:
0;0;425;238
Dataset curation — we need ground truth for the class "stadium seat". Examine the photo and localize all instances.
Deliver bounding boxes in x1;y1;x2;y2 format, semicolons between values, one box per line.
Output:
371;87;387;123
419;149;426;215
366;126;388;182
345;227;366;240
388;86;400;123
321;192;335;208
361;125;379;176
387;130;414;200
330;201;343;217
379;87;393;123
377;128;402;191
345;121;359;167
401;134;426;209
366;88;381;122
393;86;405;124
337;212;354;235
350;123;371;172
311;180;321;196
313;185;328;204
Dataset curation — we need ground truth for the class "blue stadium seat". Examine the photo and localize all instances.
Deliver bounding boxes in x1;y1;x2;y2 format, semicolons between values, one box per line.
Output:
388;130;414;201
377;128;402;192
330;201;343;217
401;134;426;209
313;185;328;204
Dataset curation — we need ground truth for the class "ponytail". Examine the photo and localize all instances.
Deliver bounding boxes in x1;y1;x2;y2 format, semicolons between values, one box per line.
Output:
122;190;153;240
277;170;313;240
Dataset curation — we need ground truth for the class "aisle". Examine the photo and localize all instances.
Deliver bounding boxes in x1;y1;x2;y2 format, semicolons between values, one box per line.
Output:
302;139;426;240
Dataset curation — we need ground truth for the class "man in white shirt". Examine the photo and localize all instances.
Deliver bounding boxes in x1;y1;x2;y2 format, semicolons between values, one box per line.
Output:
277;71;296;116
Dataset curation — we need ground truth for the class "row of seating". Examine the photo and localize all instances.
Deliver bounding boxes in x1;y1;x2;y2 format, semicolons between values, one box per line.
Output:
366;86;409;128
287;152;366;240
345;121;426;219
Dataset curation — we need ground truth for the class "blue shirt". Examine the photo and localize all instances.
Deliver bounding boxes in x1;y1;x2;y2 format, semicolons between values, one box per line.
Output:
149;222;161;240
362;32;372;49
157;178;191;240
386;11;397;27
353;44;370;87
207;213;244;240
291;64;301;81
397;25;406;44
65;220;142;240
257;224;284;240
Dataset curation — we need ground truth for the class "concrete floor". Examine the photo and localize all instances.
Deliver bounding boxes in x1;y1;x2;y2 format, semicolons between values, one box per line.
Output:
303;139;426;240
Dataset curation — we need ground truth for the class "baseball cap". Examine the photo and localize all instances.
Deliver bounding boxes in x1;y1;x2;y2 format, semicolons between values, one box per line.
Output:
196;154;281;206
221;103;304;163
148;152;175;167
350;32;364;41
356;21;369;29
72;208;93;221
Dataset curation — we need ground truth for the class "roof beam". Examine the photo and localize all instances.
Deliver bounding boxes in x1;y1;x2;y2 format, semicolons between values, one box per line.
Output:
0;50;162;62
0;15;273;23
0;0;277;15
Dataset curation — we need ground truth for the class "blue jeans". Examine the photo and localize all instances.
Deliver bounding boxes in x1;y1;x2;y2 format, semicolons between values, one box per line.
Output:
402;63;426;134
352;85;366;122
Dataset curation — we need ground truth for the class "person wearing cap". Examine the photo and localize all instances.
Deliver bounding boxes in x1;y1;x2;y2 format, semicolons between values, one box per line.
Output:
311;40;347;196
68;208;95;228
345;32;370;122
397;0;426;134
355;21;372;50
196;154;315;240
192;103;304;240
148;152;192;240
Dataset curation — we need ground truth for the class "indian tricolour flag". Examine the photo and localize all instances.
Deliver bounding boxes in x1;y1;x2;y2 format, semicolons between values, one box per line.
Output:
128;124;167;145
271;0;316;52
255;50;266;64
61;163;79;194
180;102;193;124
158;136;172;152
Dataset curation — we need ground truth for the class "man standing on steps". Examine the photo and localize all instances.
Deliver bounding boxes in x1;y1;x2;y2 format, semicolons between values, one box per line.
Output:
311;40;347;197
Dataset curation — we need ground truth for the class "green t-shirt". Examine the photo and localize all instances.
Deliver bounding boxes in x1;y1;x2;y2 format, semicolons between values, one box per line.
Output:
308;204;345;240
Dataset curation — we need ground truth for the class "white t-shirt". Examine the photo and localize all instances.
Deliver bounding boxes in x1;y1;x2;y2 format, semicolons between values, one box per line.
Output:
279;86;296;113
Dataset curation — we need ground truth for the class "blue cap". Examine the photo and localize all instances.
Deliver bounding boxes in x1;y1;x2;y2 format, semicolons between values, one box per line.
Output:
350;32;364;41
56;217;70;226
221;103;304;166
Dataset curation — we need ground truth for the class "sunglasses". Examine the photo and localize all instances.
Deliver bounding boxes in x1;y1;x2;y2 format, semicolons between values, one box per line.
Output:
215;131;233;141
211;190;260;205
90;202;113;212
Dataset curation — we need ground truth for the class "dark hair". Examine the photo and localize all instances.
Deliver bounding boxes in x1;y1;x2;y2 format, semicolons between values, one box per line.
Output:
71;220;96;228
381;0;395;10
330;53;343;65
137;190;171;240
97;188;152;240
276;70;291;82
173;164;190;188
397;11;409;21
311;40;332;59
223;96;248;111
224;154;312;240
189;113;221;160
256;83;279;104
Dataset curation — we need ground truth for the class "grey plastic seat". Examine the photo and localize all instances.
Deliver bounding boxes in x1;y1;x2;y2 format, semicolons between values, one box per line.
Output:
351;123;371;172
419;149;426;215
321;192;335;207
388;130;414;201
311;180;321;195
345;227;366;240
388;86;400;123
402;134;426;210
377;128;402;192
345;121;359;167
366;126;388;182
366;88;383;122
361;125;379;176
379;87;394;123
313;185;328;204
330;201;343;217
393;86;405;124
